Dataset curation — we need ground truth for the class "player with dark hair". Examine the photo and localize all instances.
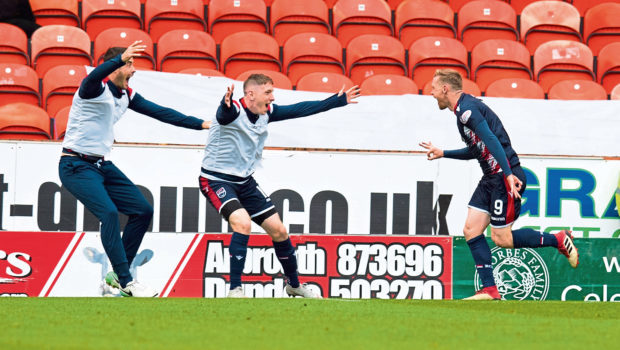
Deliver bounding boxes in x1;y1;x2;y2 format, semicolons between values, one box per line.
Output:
199;74;360;298
59;41;210;297
420;69;579;300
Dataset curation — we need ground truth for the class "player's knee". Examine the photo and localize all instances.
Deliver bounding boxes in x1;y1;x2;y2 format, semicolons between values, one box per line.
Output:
100;209;119;224
463;224;479;238
230;217;251;234
138;204;154;220
270;225;288;241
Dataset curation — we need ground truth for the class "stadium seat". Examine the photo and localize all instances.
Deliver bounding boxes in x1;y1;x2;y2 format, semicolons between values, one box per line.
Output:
0;64;41;107
443;0;476;12
484;78;544;99
53;105;70;139
236;70;293;90
597;42;620;94
408;36;469;89
360;74;418;95
295;72;355;92
30;25;93;77
520;1;582;55
30;0;80;27
547;80;607;100
506;0;538;14
346;34;407;85
386;0;406;10
584;2;620;56
0;23;29;65
458;0;519;52
0;103;51;140
157;30;218;73
570;0;613;16
270;0;330;46
332;0;393;47
220;32;281;79
82;0;142;40
471;39;532;93
145;0;206;42
422;77;481;96
208;0;268;44
395;0;456;50
177;68;225;77
533;40;595;93
611;83;620;100
42;65;87;119
283;33;345;86
94;28;155;70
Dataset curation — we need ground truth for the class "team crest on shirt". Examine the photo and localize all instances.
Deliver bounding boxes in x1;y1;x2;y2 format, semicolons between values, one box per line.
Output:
216;187;226;198
459;110;471;124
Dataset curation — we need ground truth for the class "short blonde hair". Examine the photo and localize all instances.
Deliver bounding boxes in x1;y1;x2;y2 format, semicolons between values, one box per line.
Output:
434;69;463;91
243;74;274;93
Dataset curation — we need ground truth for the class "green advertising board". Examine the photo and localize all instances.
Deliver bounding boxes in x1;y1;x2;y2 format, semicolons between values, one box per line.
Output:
453;238;620;301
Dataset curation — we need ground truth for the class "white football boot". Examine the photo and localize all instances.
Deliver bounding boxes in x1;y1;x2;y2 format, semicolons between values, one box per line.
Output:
121;281;159;297
227;286;247;298
285;283;322;298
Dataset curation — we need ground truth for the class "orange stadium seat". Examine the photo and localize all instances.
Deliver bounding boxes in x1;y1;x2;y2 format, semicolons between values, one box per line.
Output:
346;34;407;85
422;77;481;96
484;78;544;99
208;0;268;44
506;0;538;14
570;0;617;16
270;0;331;46
157;30;218;73
533;40;595;93
283;33;345;86
295;72;355;92
520;1;582;55
53;105;71;140
0;63;40;107
42;65;87;119
323;0;339;8
444;0;477;13
30;25;92;77
94;28;155;70
458;0;519;52
145;0;206;42
220;32;281;79
236;70;293;90
597;42;620;94
547;79;608;100
471;39;532;93
611;83;620;100
332;0;393;47
584;2;620;56
360;74;418;95
0;23;29;65
30;0;80;27
0;103;51;140
177;68;225;77
395;0;456;50
82;0;142;40
386;0;406;10
408;36;469;89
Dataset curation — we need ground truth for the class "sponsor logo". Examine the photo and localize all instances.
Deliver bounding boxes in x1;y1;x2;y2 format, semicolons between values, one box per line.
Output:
216;187;226;198
459;110;471;124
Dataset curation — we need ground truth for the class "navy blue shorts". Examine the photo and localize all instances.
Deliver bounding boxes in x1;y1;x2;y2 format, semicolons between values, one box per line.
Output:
198;175;276;225
468;165;527;228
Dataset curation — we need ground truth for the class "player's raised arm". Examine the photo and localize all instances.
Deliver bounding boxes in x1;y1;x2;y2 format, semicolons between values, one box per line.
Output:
419;141;444;160
269;85;360;122
216;84;240;125
338;84;361;104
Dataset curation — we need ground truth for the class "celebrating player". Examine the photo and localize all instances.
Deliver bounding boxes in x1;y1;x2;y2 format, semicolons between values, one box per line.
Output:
59;41;210;297
199;74;360;298
420;69;579;300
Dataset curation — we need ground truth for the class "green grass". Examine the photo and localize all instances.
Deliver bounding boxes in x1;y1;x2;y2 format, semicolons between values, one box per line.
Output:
1;298;618;350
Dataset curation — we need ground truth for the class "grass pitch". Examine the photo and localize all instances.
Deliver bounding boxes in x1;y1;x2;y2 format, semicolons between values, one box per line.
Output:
1;298;618;350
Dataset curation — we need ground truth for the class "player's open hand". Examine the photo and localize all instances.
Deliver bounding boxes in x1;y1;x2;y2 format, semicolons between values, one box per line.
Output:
506;174;523;199
224;84;234;108
338;85;361;104
121;41;146;62
419;141;444;160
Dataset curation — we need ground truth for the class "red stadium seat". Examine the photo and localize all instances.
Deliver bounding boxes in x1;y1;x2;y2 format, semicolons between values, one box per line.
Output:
236;70;293;90
408;36;469;89
271;0;330;46
471;39;532;93
157;30;218;73
42;65;87;119
94;28;155;70
208;0;268;44
0;63;40;107
458;0;518;52
444;0;477;13
360;74;418;95
346;34;407;85
611;83;620;100
82;0;142;40
570;0;616;16
283;33;345;86
422;77;481;96
177;68;225;77
395;0;456;50
547;80;607;100
0;23;29;65
0;103;51;140
533;40;595;93
332;0;393;47
484;78;544;99
145;0;206;42
295;72;355;92
520;1;582;55
220;32;281;79
30;25;92;77
30;0;80;27
386;0;406;10
584;2;620;56
53;105;71;139
506;0;538;14
597;42;620;94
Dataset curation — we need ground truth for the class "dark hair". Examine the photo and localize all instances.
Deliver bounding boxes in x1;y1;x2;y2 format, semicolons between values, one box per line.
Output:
243;74;274;93
102;47;125;63
434;69;463;91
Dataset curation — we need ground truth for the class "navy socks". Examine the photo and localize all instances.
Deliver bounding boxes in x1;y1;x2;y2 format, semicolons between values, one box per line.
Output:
273;238;300;288
512;228;558;248
466;235;495;288
229;232;249;289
